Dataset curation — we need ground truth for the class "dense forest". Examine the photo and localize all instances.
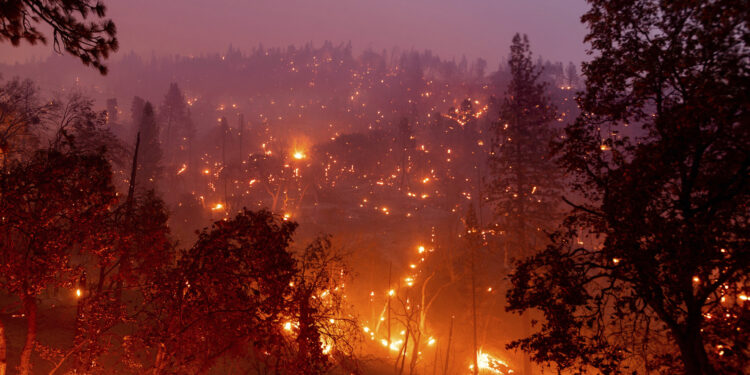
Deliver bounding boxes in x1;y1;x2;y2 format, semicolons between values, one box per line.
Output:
0;0;747;374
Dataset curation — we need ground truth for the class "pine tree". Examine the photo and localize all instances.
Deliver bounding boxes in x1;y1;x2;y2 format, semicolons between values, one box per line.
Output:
158;83;191;167
488;34;561;263
137;102;162;191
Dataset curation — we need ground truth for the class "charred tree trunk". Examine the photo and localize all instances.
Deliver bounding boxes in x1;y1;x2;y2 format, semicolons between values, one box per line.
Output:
470;242;479;375
18;295;37;375
443;315;453;375
676;325;715;375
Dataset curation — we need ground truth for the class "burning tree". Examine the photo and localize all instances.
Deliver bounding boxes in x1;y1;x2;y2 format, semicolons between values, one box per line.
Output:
506;1;749;374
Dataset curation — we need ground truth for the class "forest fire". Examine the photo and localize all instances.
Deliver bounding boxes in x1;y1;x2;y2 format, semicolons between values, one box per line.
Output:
469;350;514;374
0;0;746;374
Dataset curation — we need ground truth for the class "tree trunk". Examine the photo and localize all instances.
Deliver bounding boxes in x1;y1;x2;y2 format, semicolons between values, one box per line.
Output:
676;329;715;375
18;295;37;375
0;319;7;375
523;312;532;375
152;343;166;375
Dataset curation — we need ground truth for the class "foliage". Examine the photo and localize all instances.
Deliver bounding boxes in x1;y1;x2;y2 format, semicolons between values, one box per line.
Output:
136;102;162;191
506;1;749;374
488;33;561;260
0;0;118;74
0;143;118;374
135;209;297;374
0;78;49;165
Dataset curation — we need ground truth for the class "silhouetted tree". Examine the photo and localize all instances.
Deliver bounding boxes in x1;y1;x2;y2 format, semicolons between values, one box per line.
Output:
66;191;171;373
158;83;192;166
283;236;359;374
488;34;560;264
0;145;117;375
136;102;162;190
0;0;118;73
0;78;49;166
506;1;749;374
129;95;145;141
136;209;297;374
50;91;128;167
565;62;577;88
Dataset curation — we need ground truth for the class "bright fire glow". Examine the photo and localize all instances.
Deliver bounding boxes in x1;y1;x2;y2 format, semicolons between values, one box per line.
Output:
176;164;187;175
469;350;514;374
293;151;306;159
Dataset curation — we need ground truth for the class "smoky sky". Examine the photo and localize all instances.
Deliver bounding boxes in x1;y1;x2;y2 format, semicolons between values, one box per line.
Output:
0;0;590;68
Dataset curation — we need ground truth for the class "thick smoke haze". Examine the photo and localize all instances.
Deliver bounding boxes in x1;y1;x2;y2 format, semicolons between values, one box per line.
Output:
0;0;589;67
1;1;747;374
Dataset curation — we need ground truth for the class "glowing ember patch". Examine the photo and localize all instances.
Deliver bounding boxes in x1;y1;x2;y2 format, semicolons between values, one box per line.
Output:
293;151;305;159
469;350;514;374
211;203;224;210
176;164;187;175
75;289;82;298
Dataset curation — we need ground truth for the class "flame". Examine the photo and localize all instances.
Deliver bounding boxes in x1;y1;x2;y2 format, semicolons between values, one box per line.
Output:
469;350;514;374
176;164;187;175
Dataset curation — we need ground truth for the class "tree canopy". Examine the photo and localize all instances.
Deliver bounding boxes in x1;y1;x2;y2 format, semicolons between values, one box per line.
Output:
0;0;118;74
506;1;749;374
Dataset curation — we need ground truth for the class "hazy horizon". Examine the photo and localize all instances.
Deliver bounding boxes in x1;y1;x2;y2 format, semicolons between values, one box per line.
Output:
0;0;590;69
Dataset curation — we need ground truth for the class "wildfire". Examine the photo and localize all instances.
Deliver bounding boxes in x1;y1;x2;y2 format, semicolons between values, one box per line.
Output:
176;164;187;175
293;150;306;160
469;350;514;374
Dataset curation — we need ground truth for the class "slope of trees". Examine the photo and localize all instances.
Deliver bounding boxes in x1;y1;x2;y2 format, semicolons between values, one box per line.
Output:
0;86;358;374
506;1;749;374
